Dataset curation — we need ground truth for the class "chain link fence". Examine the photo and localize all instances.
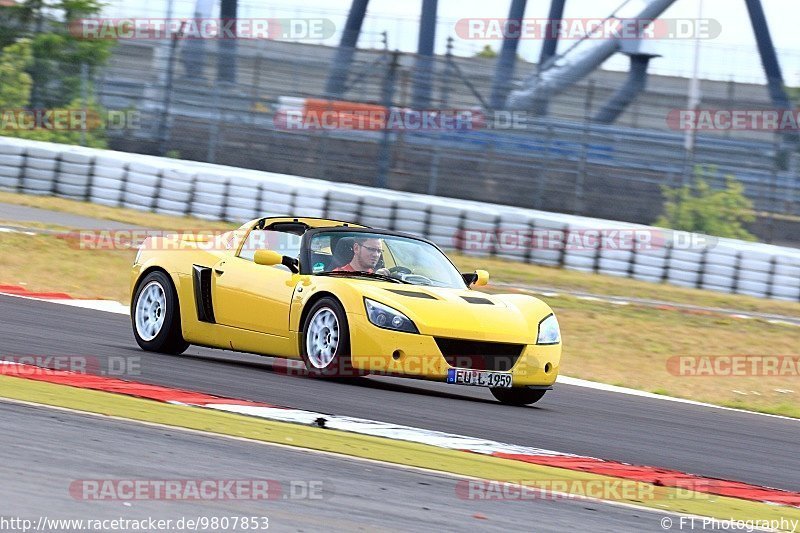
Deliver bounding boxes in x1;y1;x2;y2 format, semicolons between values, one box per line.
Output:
9;35;800;245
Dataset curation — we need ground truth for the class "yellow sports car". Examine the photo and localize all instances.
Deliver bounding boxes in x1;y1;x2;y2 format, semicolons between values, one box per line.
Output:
130;217;562;405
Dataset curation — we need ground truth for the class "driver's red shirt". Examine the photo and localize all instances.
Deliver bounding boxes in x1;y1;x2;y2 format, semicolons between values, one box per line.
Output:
333;263;373;273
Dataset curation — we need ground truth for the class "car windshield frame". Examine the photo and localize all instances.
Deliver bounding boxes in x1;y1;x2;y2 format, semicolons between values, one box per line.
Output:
299;227;468;289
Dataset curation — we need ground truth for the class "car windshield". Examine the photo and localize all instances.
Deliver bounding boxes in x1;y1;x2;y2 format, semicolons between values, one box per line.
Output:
307;231;466;289
239;229;302;263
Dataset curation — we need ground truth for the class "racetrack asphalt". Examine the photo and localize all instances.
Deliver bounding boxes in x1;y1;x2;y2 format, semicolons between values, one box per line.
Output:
0;400;677;532
1;295;798;494
0;202;145;230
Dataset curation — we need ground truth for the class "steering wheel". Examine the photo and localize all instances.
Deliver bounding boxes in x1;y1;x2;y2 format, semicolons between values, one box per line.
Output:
388;266;434;286
403;274;434;286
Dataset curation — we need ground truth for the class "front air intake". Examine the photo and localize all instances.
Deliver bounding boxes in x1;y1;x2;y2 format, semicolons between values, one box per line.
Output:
435;338;524;372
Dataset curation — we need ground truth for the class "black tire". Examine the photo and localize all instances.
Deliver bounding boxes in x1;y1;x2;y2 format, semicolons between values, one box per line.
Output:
131;270;189;355
490;387;547;406
299;296;357;378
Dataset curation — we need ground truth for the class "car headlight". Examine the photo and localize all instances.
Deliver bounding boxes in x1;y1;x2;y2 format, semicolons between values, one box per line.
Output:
537;314;561;345
364;298;419;334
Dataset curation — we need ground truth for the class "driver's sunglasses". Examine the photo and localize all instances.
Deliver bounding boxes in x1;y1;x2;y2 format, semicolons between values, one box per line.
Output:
359;244;383;254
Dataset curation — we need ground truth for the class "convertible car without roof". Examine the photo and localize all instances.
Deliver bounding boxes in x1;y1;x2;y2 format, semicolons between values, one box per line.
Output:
130;217;562;405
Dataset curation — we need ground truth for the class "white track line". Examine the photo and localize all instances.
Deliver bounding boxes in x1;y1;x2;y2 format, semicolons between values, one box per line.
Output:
0;291;128;314
40;298;129;314
199;402;574;457
556;376;800;422
1;291;797;422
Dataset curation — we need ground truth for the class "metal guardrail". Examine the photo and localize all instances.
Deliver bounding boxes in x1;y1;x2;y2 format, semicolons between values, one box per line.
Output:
1;136;799;302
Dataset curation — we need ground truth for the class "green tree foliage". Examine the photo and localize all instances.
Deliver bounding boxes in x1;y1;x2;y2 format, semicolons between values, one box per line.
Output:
0;40;33;108
0;0;113;108
474;45;498;59
0;39;106;147
789;86;799;106
655;166;756;241
789;86;800;155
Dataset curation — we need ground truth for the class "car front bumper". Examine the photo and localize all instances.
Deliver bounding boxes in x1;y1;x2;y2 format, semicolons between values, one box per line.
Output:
347;313;561;387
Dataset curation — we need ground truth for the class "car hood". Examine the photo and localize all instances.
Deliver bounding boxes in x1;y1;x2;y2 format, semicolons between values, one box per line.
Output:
352;281;552;342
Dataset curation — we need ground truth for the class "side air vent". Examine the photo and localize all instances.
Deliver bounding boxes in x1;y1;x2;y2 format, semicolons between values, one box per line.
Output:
461;296;494;305
385;289;437;300
192;265;215;323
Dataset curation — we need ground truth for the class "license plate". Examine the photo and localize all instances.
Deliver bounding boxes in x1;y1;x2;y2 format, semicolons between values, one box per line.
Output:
446;368;512;388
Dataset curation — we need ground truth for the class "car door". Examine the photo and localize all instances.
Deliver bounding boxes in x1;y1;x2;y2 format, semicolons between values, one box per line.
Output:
211;229;301;338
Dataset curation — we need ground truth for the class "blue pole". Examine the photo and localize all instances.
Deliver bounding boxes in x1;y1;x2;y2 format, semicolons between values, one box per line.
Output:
539;0;566;68
489;0;528;110
324;0;370;98
217;0;238;83
743;0;798;144
376;51;400;188
593;52;659;124
411;0;438;109
535;0;566;115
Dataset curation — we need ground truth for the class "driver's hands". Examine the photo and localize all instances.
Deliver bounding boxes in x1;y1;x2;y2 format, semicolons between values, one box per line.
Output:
375;268;391;276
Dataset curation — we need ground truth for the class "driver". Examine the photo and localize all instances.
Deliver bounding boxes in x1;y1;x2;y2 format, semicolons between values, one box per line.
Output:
334;237;391;275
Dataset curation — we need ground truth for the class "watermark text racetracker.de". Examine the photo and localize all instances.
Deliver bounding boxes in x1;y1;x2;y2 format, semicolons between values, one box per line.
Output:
1;355;141;376
0;109;140;131
69;478;328;501
60;229;247;251
454;228;718;252
274;108;481;132
454;18;722;40
668;108;800;131
456;479;716;502
70;17;336;40
60;229;293;253
268;355;533;379
667;355;800;377
272;108;632;132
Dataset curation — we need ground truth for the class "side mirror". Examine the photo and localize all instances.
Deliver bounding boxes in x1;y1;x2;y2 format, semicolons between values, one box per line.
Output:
254;250;283;266
462;269;489;287
254;250;300;273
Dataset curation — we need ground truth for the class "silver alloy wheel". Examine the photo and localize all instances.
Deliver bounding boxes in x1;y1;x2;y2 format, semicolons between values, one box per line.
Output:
306;308;339;369
135;280;167;342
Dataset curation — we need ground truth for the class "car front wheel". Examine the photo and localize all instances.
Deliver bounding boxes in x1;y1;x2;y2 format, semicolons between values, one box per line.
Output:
300;297;357;378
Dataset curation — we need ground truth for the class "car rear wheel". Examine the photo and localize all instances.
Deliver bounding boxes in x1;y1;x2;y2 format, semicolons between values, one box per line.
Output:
300;297;356;378
132;271;189;355
490;387;547;406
